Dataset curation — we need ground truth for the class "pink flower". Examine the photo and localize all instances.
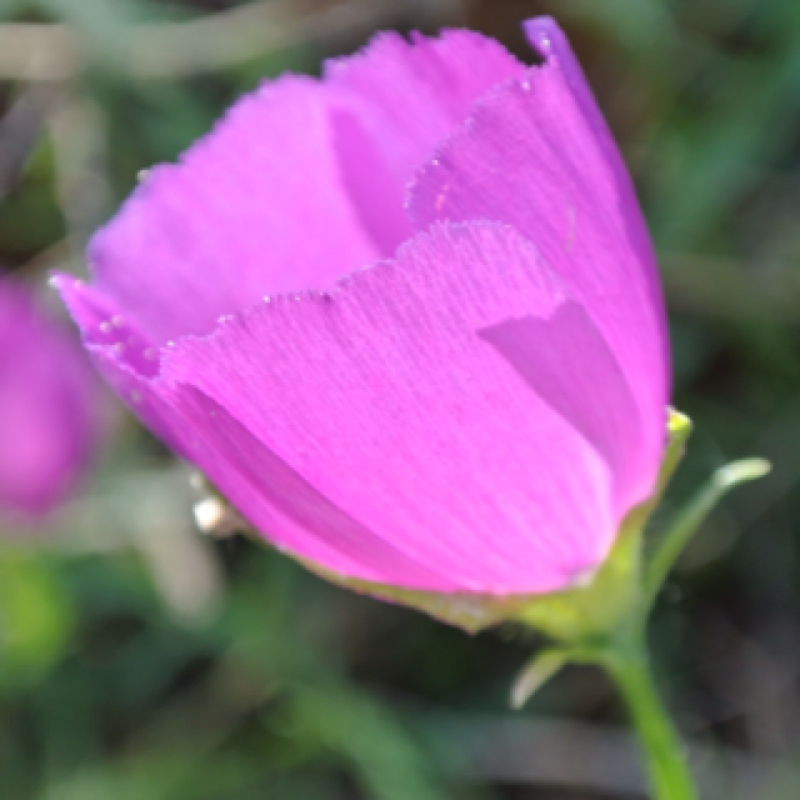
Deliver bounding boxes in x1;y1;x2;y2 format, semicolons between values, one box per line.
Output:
0;277;102;521
57;18;669;594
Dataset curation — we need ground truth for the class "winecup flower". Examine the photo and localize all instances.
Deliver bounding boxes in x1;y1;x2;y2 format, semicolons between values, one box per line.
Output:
57;18;669;595
0;277;102;521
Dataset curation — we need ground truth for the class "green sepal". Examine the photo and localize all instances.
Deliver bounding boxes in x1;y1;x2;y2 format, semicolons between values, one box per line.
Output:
295;410;694;635
295;561;536;634
510;648;569;709
510;522;643;644
509;409;691;645
197;410;694;635
190;475;537;633
657;409;693;498
194;409;761;643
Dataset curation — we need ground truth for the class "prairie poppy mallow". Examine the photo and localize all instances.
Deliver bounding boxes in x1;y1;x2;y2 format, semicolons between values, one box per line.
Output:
56;18;669;596
0;277;102;521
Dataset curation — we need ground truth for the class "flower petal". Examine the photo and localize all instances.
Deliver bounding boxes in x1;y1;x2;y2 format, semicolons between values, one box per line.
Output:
88;76;382;344
324;29;525;254
409;17;669;506
0;281;100;517
155;222;638;593
54;275;179;447
57;275;449;586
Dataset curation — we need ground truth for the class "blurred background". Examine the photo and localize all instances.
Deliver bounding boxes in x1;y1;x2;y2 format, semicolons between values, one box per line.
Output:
0;0;799;797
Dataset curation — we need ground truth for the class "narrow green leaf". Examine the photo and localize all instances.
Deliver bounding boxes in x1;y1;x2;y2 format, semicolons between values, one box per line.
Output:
644;457;771;607
510;648;568;709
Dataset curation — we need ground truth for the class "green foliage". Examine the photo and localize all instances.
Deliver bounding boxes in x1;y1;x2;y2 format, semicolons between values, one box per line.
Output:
0;548;72;685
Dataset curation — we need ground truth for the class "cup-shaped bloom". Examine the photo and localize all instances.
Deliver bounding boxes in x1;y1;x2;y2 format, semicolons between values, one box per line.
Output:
0;277;102;521
57;18;669;595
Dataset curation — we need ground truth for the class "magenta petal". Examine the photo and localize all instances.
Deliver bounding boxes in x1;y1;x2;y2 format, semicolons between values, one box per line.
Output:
149;222;639;593
59;275;449;585
0;279;101;518
409;17;669;499
160;389;450;587
55;275;186;457
88;76;382;344
59;19;673;598
479;303;648;513
325;29;525;254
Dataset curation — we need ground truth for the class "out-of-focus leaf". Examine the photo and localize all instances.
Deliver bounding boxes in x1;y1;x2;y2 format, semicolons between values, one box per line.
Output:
0;547;72;685
291;684;448;800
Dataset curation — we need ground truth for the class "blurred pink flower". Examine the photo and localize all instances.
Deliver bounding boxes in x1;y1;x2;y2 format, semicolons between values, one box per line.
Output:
57;18;669;593
0;277;102;521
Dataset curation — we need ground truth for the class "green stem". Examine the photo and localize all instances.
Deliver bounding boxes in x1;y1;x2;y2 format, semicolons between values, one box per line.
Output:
604;638;697;800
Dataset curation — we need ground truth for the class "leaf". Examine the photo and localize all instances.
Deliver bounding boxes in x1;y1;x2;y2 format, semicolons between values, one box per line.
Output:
510;648;568;709
0;547;72;685
643;456;771;607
